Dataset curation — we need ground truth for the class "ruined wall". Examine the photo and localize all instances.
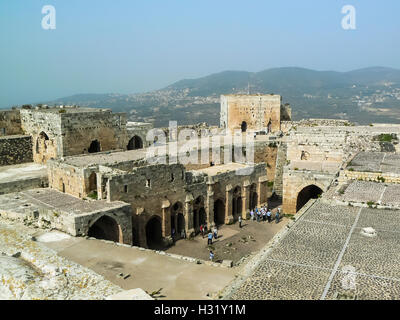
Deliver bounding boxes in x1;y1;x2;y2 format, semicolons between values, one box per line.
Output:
0;110;22;136
0;135;32;166
221;95;282;132
47;161;87;198
61;111;127;156
20;109;62;164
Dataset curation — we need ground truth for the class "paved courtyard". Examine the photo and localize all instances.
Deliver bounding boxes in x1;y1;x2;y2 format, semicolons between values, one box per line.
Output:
347;152;400;174
225;200;400;300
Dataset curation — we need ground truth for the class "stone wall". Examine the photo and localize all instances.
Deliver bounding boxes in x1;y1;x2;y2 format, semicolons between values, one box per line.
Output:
339;170;400;184
0;135;32;165
61;111;128;156
220;94;283;132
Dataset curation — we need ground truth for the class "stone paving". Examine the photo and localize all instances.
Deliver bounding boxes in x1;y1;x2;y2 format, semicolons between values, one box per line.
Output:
333;180;400;207
347;152;400;174
227;200;400;300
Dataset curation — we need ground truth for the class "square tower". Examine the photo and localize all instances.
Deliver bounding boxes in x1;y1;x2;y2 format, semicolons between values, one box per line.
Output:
220;94;291;133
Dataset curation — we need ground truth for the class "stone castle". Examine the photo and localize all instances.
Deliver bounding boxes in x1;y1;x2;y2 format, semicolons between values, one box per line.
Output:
1;94;399;252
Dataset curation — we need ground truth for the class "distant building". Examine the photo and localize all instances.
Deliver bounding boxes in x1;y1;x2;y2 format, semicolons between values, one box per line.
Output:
220;94;291;133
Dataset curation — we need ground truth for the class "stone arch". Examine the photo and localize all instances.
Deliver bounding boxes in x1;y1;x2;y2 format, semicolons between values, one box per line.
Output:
214;199;225;226
127;135;143;150
88;140;101;153
145;215;163;249
296;184;323;212
36;131;50;153
241;121;247;133
88;215;122;243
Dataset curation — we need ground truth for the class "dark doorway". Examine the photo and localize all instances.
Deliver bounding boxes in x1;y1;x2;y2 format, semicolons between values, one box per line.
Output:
250;184;258;210
88;172;97;193
199;207;206;226
127;135;143;150
88;215;120;242
88;140;101;153
177;213;185;235
146;216;163;249
214;199;225;225
193;209;199;232
296;185;323;212
241;121;247;133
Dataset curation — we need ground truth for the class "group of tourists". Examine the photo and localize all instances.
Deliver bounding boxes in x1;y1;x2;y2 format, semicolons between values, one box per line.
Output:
249;206;281;224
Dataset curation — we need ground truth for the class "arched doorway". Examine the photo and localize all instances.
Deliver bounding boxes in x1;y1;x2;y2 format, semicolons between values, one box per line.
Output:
88;215;120;243
250;184;258;210
127;135;143;150
88;140;101;153
36;131;49;154
296;185;323;212
241;121;247;133
146;216;163;249
214;199;225;226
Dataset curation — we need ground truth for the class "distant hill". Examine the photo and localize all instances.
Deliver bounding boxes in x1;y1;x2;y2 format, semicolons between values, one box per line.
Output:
43;67;400;127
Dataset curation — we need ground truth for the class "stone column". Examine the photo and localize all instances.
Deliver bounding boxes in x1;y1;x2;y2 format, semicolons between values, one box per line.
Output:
242;180;251;219
225;184;234;224
161;199;171;238
137;208;147;248
185;194;194;237
258;176;268;206
206;181;215;229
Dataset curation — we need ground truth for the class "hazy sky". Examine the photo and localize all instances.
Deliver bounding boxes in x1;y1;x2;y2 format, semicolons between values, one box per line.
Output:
0;0;399;107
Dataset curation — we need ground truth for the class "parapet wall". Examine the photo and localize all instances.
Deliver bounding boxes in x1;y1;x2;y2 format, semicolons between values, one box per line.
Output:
0;135;32;166
339;170;400;184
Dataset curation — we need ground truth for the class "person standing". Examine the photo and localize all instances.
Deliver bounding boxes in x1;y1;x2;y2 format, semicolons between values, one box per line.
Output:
250;210;254;221
275;210;280;224
262;209;266;222
200;224;204;238
207;231;213;245
238;216;242;228
267;210;272;223
209;250;214;261
213;227;218;239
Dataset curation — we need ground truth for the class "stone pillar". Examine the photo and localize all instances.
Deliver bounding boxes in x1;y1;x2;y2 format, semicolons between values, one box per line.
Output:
242;180;251;219
258;176;268;206
225;184;234;224
206;181;215;229
185;194;194;237
137;208;147;248
161;199;171;238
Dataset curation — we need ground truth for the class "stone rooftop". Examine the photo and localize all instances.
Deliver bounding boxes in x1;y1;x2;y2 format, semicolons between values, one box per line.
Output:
226;200;400;300
0;188;129;217
347;152;400;174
